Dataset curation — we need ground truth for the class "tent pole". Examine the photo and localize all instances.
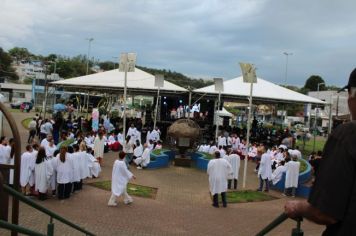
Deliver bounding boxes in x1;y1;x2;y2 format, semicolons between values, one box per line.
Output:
123;62;128;137
153;87;160;129
242;81;254;189
215;91;221;142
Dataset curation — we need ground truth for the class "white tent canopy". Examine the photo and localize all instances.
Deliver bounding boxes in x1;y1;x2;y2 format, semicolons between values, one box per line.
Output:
216;107;233;117
51;68;188;94
194;76;325;104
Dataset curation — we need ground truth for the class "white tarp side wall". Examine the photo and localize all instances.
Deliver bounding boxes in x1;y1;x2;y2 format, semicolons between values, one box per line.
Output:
194;76;325;104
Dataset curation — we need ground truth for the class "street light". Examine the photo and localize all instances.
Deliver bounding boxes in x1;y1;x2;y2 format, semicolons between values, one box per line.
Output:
313;82;325;151
86;38;94;75
283;52;293;85
119;53;137;136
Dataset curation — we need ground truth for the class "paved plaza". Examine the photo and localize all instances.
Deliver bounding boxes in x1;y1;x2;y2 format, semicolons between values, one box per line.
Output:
1;110;324;235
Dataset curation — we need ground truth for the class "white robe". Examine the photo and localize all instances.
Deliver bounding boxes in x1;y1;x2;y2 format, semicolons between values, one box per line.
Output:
111;160;133;197
87;153;101;178
45;145;57;158
94;136;105;158
207;158;232;195
117;133;124;145
133;145;143;158
217;136;226;147
271;165;287;185
208;146;218;155
150;130;160;141
224;154;240;180
35;160;53;193
127;127;137;143
53;154;74;184
285;161;300;188
20;151;35;187
134;148;150;167
40;139;49;149
0;144;10;164
258;153;272;180
71;152;82;182
79;151;90;179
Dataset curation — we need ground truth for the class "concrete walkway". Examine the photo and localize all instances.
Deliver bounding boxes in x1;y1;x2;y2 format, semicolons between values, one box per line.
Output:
1;110;324;236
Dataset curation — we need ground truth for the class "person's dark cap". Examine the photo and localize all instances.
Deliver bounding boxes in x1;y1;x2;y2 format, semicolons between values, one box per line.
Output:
339;68;356;92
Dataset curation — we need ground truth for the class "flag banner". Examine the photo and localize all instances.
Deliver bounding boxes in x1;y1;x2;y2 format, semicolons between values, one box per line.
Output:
239;62;257;83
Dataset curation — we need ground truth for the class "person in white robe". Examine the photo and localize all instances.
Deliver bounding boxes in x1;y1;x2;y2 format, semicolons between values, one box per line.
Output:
126;124;137;143
284;156;300;197
123;136;134;168
86;148;101;178
7;139;15;185
207;151;232;208
150;128;160;142
34;147;53;200
85;133;94;149
217;134;227;148
45;140;57;158
257;146;272;192
271;160;287;185
224;149;240;190
108;151;136;206
79;142;90;180
133;140;143;160
134;144;151;169
208;143;218;155
0;137;10;164
117;132;124;145
71;144;82;192
53;146;74;199
248;144;258;161
94;132;105;166
146;128;152;145
20;145;34;195
40;134;52;149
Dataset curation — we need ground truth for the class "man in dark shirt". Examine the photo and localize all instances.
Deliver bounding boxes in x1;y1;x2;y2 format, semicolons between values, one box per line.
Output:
284;68;356;235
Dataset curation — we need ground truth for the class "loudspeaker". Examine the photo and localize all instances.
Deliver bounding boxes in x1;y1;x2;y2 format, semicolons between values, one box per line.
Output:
214;78;224;92
155;74;164;88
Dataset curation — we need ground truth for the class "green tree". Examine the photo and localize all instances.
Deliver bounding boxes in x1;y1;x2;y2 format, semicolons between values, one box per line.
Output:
304;75;326;91
98;61;115;71
8;47;33;61
0;48;19;81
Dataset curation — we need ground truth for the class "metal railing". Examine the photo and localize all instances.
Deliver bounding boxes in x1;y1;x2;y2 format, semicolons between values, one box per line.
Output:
255;213;303;236
1;182;95;236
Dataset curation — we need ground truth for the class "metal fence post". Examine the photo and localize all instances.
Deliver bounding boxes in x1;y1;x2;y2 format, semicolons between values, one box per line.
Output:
47;217;54;236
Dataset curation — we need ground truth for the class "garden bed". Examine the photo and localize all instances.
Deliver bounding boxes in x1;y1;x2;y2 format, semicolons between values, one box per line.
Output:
89;180;158;199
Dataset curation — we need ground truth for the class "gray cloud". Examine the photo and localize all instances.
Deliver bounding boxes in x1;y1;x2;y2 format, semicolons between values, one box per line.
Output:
0;0;355;86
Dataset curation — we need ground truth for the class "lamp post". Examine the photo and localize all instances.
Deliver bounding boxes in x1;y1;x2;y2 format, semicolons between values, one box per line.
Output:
283;52;293;85
119;53;137;137
86;38;94;75
282;52;292;127
313;82;325;151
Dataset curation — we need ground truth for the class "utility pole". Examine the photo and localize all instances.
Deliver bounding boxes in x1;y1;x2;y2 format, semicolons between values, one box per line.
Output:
86;38;94;75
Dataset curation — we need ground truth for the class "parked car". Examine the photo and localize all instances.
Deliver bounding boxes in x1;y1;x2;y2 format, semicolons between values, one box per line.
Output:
10;101;22;109
20;102;33;112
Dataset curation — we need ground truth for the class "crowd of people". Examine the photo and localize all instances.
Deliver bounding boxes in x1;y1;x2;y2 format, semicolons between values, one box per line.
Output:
202;128;304;207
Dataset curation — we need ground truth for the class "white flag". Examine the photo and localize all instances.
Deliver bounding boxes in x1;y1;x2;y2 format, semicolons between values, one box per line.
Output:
239;62;257;83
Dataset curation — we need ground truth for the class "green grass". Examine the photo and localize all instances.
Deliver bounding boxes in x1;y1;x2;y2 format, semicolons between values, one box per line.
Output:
297;138;327;156
89;180;158;199
221;190;277;203
151;149;169;155
21;118;32;130
298;159;308;173
199;152;214;160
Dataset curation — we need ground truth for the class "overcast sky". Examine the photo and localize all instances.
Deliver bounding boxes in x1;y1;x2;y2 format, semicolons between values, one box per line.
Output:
1;0;355;87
